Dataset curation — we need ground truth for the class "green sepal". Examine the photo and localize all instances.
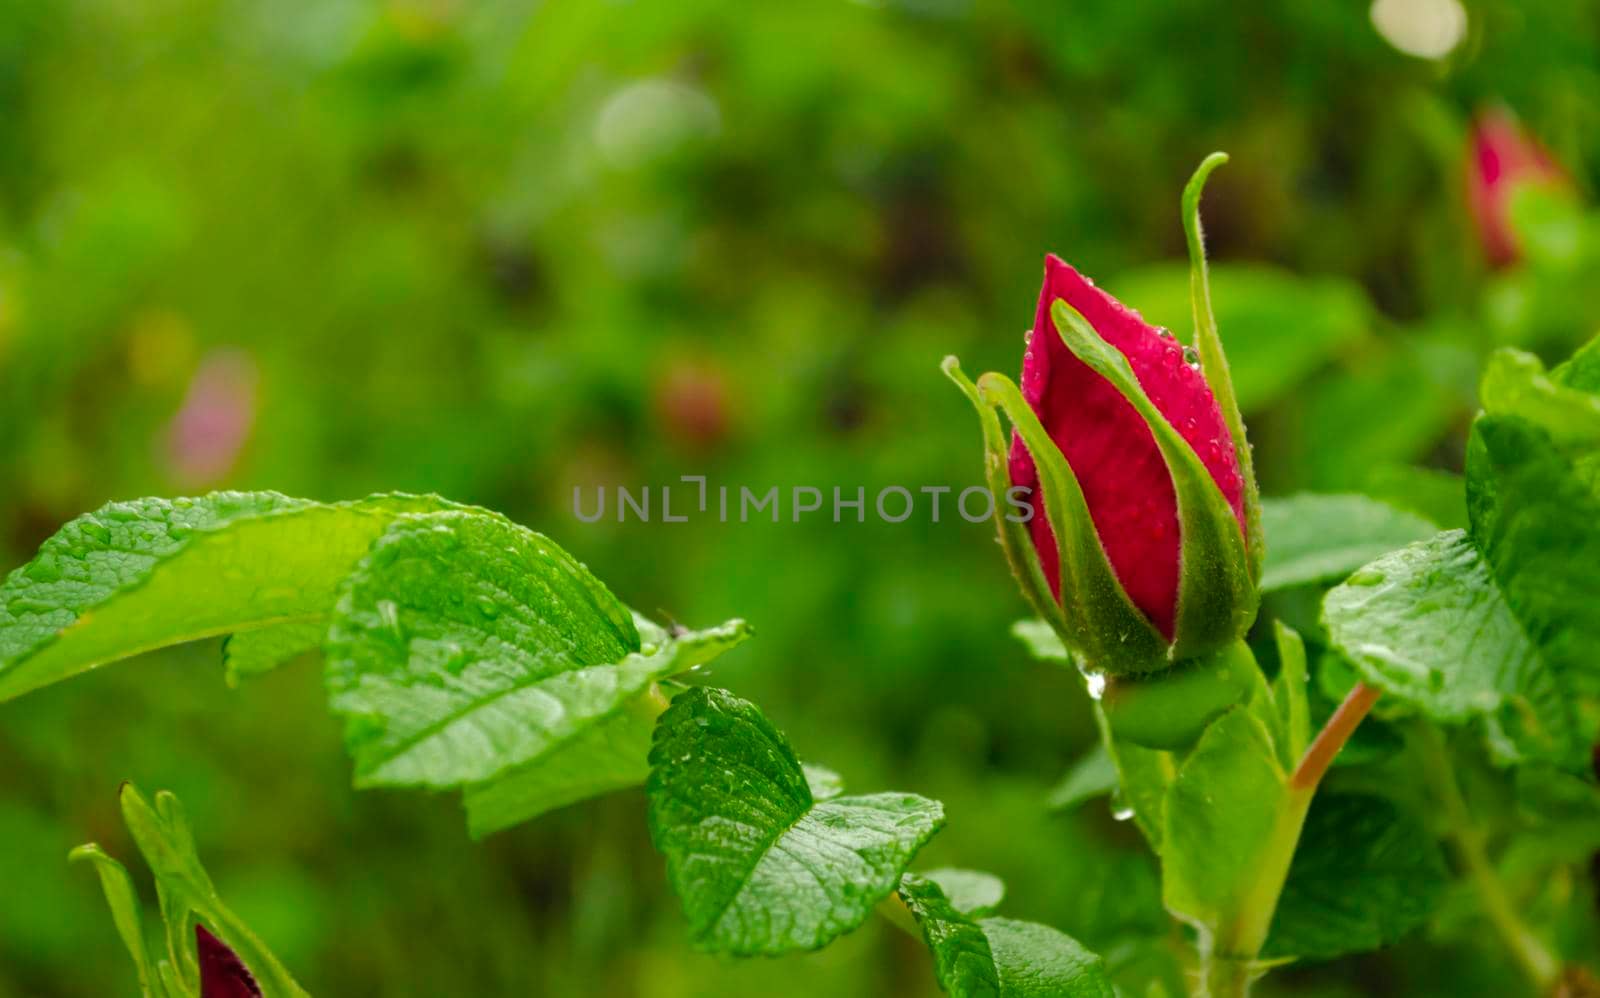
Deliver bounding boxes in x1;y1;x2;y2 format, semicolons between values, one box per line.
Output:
975;372;1169;674
69;845;164;997
1101;639;1261;750
1050;302;1257;660
116;784;309;997
1183;152;1264;587
942;357;1068;639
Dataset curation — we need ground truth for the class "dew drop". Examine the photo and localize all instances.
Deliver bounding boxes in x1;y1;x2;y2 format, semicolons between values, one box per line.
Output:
1023;328;1033;344
475;596;501;619
441;644;472;675
24;557;62;583
1109;788;1135;821
1080;669;1107;700
1182;345;1201;368
1155;326;1174;340
1346;569;1385;586
78;521;112;545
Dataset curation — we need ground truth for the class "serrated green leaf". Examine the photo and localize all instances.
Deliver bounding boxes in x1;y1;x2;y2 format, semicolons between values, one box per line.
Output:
1469;414;1600;696
1260;494;1439;592
0;491;462;701
981;917;1114;998
1323;531;1583;765
222;620;325;685
921;868;1007;918
898;873;1001;997
1050;301;1256;659
976;372;1168;674
462;689;663;839
327;510;750;788
647;687;943;955
1480;348;1600;445
897;874;1113;998
69;845;162;997
1264;794;1446;960
1046;744;1117;813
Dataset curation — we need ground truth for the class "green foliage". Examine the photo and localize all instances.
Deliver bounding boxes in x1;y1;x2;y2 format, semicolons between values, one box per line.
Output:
0;492;460;700
645;687;944;955
4;2;1600;989
1045;744;1117;813
1323;531;1582;764
1264;794;1447;960
1260;494;1439;592
327;509;715;788
1326;341;1600;770
1161;706;1287;934
920;869;1007;919
897;874;1114;998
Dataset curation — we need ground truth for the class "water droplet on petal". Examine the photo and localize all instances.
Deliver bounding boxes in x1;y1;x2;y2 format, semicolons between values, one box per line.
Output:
1155;327;1174;340
1182;345;1201;368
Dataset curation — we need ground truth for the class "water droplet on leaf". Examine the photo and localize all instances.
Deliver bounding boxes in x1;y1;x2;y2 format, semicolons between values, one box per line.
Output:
78;522;112;545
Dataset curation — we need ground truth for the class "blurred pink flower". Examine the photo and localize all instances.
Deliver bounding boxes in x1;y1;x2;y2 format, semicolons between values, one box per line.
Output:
1467;108;1565;268
164;348;258;487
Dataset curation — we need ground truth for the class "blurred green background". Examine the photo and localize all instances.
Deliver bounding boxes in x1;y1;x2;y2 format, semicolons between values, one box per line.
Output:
0;1;1596;995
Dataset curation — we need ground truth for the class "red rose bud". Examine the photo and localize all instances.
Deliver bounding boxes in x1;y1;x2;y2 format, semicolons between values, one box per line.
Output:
1010;256;1246;638
945;155;1261;676
198;924;263;998
1467;108;1565;268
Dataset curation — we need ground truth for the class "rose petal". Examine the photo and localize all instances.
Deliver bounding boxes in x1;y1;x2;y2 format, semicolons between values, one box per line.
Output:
1009;255;1245;638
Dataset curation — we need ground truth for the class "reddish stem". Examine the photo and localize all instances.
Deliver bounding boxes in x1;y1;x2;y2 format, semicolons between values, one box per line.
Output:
1290;681;1380;791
